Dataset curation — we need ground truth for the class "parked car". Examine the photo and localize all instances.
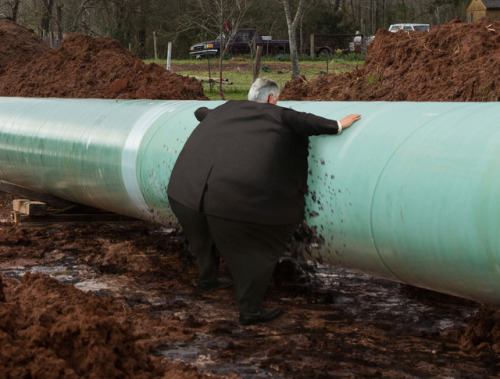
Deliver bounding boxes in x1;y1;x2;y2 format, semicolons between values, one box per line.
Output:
388;23;430;32
189;29;290;57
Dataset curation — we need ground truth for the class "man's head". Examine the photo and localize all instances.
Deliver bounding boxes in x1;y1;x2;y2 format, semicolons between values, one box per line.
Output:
248;77;280;104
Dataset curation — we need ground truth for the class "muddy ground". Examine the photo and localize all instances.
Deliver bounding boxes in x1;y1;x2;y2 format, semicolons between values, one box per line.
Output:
1;191;499;378
1;18;500;378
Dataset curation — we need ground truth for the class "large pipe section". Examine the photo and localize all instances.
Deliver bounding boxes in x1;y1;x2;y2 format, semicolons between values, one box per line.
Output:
0;97;498;305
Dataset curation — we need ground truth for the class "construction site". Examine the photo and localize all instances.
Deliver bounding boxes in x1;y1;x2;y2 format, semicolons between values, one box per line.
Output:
0;17;500;378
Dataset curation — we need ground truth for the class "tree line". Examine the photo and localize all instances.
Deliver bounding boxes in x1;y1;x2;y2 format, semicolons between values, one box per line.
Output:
0;0;470;59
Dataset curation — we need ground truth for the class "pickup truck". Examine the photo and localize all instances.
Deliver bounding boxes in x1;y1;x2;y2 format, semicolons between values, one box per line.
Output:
189;29;290;57
388;23;430;32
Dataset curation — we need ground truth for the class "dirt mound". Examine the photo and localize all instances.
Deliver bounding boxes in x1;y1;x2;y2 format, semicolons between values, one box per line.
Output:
458;305;500;352
0;272;209;378
0;31;207;100
281;18;500;101
0;20;50;69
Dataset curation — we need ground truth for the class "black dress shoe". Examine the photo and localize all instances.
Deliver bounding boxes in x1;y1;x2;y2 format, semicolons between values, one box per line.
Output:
197;277;233;291
239;308;283;326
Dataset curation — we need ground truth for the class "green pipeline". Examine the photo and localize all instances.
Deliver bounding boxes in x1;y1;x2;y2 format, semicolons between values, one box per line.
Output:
0;97;498;305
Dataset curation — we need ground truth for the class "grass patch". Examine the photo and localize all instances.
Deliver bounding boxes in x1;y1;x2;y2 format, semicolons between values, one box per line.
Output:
146;55;364;100
366;67;383;86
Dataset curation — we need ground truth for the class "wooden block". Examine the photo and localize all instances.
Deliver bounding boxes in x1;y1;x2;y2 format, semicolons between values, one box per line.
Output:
12;199;47;216
0;180;75;209
12;199;28;211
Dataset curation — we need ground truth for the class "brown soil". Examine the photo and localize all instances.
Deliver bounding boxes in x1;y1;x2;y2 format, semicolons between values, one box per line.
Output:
281;18;500;101
0;24;207;100
0;19;51;70
0;19;500;378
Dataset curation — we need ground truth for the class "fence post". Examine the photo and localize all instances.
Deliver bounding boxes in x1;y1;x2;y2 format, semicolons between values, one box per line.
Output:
166;42;172;71
310;33;315;59
153;32;158;60
253;45;263;82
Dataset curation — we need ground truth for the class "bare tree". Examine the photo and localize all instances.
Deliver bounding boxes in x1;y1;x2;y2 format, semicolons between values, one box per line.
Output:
183;0;258;99
40;0;53;36
4;0;21;21
281;0;306;78
63;0;98;34
54;0;62;44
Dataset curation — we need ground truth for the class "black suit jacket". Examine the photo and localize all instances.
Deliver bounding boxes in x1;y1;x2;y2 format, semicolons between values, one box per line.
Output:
167;100;340;225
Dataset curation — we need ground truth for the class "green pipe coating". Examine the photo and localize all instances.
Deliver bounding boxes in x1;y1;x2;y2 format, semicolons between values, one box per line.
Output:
0;97;498;305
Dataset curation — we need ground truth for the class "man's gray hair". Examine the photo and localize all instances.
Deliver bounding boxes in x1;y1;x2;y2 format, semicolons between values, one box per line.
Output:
248;77;280;103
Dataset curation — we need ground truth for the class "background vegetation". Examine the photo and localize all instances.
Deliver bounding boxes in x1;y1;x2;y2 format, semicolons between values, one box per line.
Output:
155;55;364;100
0;0;471;60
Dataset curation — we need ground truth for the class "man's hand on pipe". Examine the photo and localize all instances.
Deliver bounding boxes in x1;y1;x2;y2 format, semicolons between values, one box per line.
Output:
340;114;362;130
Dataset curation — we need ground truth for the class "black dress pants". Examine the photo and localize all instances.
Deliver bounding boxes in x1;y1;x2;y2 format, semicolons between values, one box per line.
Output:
169;197;297;313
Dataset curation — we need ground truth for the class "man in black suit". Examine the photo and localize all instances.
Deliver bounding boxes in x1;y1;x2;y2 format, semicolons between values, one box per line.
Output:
167;77;361;325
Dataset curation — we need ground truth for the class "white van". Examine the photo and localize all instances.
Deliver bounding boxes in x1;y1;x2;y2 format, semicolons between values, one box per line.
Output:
388;24;430;32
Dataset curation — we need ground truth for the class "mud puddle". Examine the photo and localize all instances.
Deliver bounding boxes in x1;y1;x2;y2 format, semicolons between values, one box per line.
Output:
0;246;490;378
